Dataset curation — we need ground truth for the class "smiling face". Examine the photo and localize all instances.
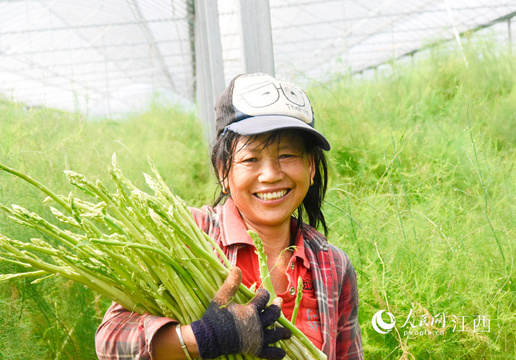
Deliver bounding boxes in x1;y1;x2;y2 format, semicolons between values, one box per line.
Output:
222;132;314;232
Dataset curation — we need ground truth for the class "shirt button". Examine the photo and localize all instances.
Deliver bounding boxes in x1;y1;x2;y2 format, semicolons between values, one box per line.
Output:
289;287;296;296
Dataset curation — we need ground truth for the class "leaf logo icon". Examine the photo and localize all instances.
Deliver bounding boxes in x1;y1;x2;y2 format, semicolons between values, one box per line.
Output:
372;310;396;334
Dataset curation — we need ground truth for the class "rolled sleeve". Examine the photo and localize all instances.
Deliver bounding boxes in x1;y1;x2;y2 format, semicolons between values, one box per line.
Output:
95;303;177;360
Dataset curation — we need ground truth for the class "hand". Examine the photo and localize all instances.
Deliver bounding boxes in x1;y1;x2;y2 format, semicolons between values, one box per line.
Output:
191;267;292;359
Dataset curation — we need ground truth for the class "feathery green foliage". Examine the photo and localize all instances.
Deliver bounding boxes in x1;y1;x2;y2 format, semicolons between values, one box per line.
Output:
312;42;516;359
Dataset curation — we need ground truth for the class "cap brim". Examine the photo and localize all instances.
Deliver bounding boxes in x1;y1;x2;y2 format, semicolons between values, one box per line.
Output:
225;115;331;151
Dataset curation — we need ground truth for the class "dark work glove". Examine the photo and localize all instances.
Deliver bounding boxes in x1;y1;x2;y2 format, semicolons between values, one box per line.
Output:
191;267;292;359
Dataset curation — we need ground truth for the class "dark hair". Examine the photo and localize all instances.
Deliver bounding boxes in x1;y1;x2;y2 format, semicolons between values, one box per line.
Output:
210;129;329;236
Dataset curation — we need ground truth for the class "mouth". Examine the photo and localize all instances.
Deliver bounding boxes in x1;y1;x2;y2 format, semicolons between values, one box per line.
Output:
254;189;289;201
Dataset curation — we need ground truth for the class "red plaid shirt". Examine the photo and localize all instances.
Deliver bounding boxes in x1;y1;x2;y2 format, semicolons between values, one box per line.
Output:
95;199;363;360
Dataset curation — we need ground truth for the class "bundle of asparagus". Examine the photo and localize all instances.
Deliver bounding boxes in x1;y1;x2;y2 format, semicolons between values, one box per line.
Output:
0;155;326;360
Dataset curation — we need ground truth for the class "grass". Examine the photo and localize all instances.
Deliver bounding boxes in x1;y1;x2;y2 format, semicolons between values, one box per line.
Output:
1;42;515;359
312;42;516;359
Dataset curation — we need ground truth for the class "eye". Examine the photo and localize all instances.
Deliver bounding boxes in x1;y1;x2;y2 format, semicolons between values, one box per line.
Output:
279;152;299;159
242;157;258;163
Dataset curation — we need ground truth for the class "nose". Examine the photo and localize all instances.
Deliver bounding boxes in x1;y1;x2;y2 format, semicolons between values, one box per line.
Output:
258;158;284;183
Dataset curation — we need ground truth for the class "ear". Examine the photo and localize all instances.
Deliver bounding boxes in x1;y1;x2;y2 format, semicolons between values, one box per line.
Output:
308;154;316;180
217;166;229;191
221;179;229;192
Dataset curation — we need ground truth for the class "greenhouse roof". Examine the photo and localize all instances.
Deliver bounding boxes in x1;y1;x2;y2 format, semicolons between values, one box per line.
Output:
0;0;515;117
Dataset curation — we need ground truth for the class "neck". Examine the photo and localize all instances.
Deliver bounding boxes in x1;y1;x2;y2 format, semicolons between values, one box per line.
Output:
244;221;292;255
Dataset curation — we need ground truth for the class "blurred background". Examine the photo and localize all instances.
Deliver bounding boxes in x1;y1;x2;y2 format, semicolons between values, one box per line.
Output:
1;1;516;359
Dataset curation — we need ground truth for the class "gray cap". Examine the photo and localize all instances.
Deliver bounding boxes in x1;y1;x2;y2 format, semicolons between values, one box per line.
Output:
215;73;330;150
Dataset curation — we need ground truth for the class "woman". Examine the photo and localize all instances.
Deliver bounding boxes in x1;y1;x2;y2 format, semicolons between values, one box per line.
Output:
95;73;363;360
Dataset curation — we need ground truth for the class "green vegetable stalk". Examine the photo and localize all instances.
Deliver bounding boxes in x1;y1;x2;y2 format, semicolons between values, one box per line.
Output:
247;230;276;301
291;277;304;326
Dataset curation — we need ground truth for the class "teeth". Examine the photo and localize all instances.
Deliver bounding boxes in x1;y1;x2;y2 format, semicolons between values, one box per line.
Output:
256;190;287;201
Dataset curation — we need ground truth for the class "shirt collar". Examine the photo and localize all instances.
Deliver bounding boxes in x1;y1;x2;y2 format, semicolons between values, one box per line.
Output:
220;198;253;247
220;198;310;269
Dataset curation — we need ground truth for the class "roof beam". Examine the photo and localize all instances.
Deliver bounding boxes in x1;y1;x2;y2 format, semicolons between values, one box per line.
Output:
1;18;183;35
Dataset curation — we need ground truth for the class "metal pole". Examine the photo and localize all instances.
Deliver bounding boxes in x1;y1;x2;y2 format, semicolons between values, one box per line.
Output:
194;0;225;144
187;0;196;100
238;0;275;76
